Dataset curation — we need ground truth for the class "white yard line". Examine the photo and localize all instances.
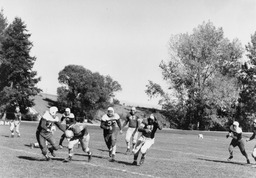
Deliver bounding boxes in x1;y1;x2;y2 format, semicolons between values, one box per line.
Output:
0;145;158;178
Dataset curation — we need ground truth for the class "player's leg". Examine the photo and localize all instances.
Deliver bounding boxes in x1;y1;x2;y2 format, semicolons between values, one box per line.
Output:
45;133;60;157
132;136;145;165
109;132;118;162
58;133;66;148
125;128;133;153
36;132;50;160
63;139;78;162
139;138;155;165
14;121;20;137
238;140;250;164
252;145;256;162
228;139;236;161
10;121;15;137
80;134;92;162
132;131;139;150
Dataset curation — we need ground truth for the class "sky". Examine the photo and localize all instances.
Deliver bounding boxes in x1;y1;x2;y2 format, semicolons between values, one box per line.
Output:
1;0;256;108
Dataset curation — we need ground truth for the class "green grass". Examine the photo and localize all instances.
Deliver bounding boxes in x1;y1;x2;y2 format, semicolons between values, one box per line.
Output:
0;122;256;178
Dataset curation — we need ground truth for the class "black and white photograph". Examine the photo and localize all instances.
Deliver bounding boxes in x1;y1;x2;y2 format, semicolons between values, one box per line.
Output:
1;0;256;177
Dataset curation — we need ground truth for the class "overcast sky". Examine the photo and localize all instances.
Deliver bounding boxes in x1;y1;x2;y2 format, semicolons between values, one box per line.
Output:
1;0;256;108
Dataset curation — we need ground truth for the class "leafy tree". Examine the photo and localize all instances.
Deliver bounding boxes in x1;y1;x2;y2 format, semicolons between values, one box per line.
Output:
0;9;8;51
0;17;41;113
146;21;243;130
57;65;121;120
236;32;256;130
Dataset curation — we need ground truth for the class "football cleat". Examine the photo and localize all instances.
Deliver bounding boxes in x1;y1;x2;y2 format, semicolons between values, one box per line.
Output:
125;148;130;155
109;154;115;162
247;159;250;164
227;155;233;161
132;161;137;165
49;147;56;157
45;155;52;161
139;157;145;166
30;143;34;149
88;152;92;162
63;156;72;163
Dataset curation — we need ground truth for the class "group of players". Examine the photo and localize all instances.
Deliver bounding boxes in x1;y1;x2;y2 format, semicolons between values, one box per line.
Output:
6;104;256;166
33;106;162;166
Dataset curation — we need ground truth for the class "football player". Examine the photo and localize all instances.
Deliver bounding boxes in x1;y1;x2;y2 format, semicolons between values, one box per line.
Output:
246;118;256;162
9;106;22;138
63;122;92;162
58;108;76;148
132;114;162;166
226;121;250;164
122;107;140;154
100;107;122;162
36;106;65;161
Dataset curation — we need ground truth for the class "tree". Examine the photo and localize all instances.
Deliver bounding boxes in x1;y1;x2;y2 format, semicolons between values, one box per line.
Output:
236;32;256;130
0;9;8;51
146;21;243;130
57;65;121;120
0;17;41;113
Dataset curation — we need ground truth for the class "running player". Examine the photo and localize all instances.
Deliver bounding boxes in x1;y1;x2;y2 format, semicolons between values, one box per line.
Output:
132;114;162;166
226;121;250;164
36;106;65;161
9;106;22;137
246;118;256;163
63;122;92;162
58;108;75;148
100;107;123;162
122;107;140;154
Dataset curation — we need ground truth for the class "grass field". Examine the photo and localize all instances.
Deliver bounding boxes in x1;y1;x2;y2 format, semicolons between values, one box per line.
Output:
1;122;256;178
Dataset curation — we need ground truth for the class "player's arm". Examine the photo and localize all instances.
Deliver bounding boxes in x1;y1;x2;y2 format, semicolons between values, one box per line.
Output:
117;119;122;130
54;121;66;132
122;116;129;129
226;130;232;138
247;131;256;141
40;119;51;132
155;117;163;130
100;120;109;130
138;121;146;132
131;117;140;136
230;133;240;140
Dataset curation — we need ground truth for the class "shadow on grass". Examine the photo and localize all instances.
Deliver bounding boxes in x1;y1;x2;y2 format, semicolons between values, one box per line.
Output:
24;144;32;148
2;135;11;138
198;158;247;166
97;148;125;155
75;153;108;160
74;153;133;165
18;156;64;162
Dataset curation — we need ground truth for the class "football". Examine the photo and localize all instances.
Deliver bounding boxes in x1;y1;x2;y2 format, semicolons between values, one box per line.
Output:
198;134;203;139
65;130;74;138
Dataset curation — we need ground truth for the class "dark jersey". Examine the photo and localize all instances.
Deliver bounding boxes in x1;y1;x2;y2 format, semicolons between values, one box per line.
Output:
124;113;139;128
61;113;75;127
37;111;65;134
139;118;162;139
229;125;242;141
13;112;22;121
